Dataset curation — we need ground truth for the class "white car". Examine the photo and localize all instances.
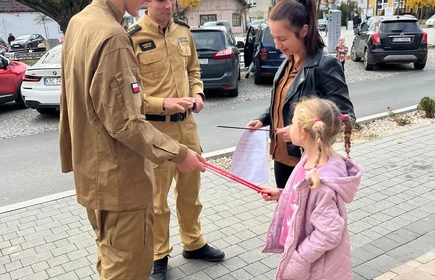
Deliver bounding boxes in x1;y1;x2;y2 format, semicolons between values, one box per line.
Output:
21;44;61;114
426;14;435;27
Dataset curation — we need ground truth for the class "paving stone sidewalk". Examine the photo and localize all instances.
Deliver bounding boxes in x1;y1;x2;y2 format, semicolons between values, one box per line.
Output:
1;124;435;280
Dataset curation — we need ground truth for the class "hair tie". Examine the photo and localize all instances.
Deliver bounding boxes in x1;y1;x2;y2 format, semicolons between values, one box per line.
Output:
314;118;322;123
340;114;346;122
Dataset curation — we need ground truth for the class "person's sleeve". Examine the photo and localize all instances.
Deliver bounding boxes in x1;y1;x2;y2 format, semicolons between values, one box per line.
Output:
258;106;271;127
281;188;345;279
89;36;187;164
187;31;203;96
319;58;355;119
59;62;73;173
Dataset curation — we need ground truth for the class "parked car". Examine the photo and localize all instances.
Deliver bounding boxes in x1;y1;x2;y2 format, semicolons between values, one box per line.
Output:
203;20;232;31
244;22;285;84
426;14;435;27
351;15;427;70
21;44;61;114
10;34;45;51
317;18;328;31
190;26;242;97
0;55;28;108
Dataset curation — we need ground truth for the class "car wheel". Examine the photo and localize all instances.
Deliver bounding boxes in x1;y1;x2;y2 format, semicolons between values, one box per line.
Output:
351;44;361;62
364;49;374;70
36;108;57;114
254;71;263;85
27;43;32;50
15;82;29;109
228;83;239;97
414;62;426;70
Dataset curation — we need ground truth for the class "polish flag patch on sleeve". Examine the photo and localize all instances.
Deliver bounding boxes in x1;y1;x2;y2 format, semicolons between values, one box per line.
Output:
131;82;140;94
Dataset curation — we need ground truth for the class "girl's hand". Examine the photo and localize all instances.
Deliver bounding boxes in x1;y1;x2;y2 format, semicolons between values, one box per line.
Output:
275;126;292;142
247;120;263;132
261;188;281;201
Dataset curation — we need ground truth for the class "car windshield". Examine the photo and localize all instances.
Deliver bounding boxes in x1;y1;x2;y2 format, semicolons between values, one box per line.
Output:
15;35;31;41
429;14;435;19
33;45;62;66
380;21;420;32
191;31;225;50
262;28;274;45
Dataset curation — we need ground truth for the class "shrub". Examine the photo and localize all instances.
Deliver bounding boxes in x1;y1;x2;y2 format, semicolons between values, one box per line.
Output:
417;97;435;118
386;106;411;126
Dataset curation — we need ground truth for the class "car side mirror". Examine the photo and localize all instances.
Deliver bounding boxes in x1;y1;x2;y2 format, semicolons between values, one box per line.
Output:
237;41;245;48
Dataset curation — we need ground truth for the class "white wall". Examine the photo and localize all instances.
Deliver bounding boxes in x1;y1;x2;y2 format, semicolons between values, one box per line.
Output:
0;12;63;41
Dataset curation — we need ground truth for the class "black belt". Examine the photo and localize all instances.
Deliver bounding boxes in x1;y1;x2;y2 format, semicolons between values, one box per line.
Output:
145;111;190;123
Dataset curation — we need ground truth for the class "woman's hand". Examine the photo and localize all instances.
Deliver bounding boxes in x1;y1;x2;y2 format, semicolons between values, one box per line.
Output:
275;126;292;142
247;120;263;132
261;188;281;201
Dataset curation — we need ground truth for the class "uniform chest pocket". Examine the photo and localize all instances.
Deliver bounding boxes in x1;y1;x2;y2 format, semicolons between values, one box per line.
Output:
178;44;191;56
178;44;191;69
139;51;164;80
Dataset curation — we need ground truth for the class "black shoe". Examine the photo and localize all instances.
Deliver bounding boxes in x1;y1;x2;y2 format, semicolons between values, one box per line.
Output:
182;244;225;262
150;256;168;280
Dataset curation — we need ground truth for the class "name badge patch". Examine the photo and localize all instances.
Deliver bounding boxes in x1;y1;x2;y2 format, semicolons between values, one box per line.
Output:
131;82;140;94
139;40;156;52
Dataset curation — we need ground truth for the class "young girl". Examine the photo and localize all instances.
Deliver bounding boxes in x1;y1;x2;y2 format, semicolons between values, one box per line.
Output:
261;97;361;280
335;36;349;71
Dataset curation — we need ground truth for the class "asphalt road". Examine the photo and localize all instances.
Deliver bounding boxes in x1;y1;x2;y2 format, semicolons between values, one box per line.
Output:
1;68;435;207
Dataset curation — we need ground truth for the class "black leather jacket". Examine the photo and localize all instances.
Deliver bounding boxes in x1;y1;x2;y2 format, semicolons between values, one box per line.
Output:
258;48;355;158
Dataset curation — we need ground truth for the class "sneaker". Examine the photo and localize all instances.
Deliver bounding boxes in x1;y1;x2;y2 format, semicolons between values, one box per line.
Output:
182;244;225;262
150;256;168;280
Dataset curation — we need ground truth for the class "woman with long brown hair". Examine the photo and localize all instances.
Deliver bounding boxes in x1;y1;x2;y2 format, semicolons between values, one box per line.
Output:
247;0;354;189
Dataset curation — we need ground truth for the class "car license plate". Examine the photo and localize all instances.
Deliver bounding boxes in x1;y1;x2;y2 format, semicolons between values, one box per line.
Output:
44;77;61;86
13;44;20;48
392;37;411;43
198;59;209;64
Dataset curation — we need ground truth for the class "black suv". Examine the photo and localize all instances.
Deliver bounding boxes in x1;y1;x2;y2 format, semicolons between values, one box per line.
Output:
244;22;285;84
190;26;242;97
351;15;427;70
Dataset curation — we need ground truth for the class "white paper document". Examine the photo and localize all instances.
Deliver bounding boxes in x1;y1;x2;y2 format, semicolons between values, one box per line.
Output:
230;129;270;185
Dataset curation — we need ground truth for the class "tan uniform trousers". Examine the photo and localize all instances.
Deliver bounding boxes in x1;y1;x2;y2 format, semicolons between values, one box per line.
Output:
150;114;206;260
87;202;154;280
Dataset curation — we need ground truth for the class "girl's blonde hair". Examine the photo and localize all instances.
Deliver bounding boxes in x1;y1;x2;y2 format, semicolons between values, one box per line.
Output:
293;97;353;188
339;36;345;42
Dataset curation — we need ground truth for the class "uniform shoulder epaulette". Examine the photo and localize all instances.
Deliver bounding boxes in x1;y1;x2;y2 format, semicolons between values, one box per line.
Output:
127;24;142;36
173;18;190;29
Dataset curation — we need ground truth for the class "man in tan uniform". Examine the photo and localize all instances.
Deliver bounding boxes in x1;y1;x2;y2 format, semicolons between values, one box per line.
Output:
129;0;225;279
59;0;206;279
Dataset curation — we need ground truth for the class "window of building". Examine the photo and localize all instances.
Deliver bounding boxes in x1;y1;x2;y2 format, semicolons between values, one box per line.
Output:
232;13;241;27
247;0;256;6
200;14;217;26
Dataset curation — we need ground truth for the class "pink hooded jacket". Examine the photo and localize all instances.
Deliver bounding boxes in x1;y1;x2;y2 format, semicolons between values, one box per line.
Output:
263;154;361;280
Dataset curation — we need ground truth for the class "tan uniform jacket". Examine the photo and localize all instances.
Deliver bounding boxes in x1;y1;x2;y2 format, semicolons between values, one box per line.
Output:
130;14;203;115
59;0;188;211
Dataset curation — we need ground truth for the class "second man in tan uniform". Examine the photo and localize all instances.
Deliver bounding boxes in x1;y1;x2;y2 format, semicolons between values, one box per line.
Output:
129;0;225;279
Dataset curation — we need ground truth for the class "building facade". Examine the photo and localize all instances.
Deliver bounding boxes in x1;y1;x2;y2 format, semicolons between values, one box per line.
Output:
184;0;249;33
